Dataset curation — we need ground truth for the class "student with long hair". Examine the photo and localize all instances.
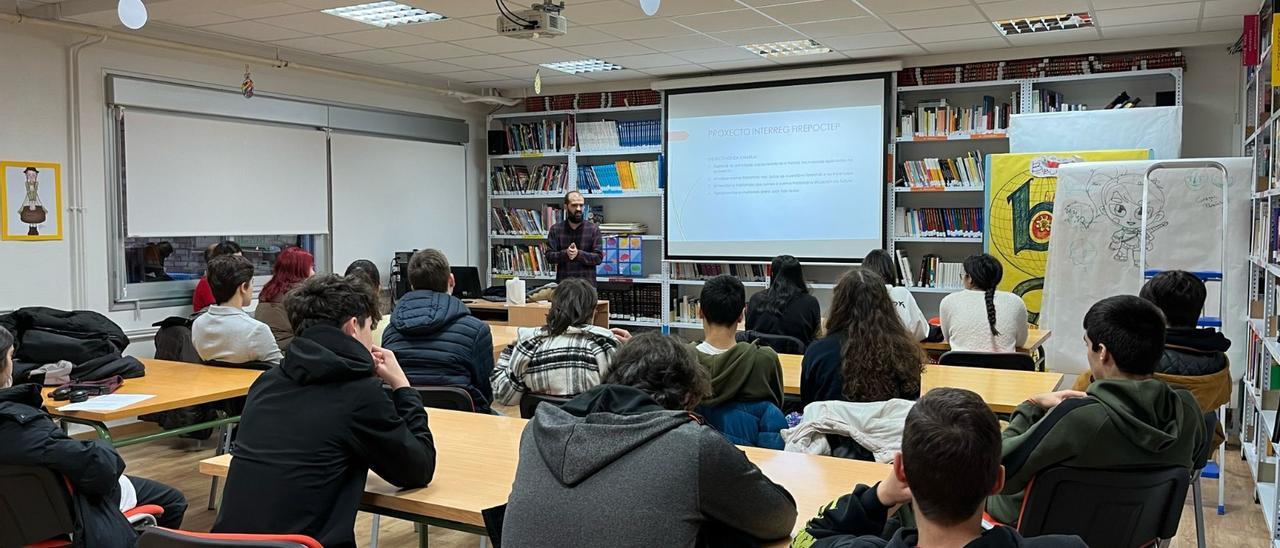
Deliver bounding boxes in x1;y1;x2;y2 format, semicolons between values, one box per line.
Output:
255;247;315;351
862;249;929;341
940;254;1028;352
491;278;631;406
746;255;822;347
800;267;926;406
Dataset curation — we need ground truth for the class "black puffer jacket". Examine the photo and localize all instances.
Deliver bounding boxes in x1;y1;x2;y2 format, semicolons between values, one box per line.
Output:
0;307;143;383
1161;327;1231;376
381;290;494;412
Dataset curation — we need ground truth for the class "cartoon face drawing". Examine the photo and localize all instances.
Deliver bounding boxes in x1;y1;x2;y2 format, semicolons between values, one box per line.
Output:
1099;177;1166;230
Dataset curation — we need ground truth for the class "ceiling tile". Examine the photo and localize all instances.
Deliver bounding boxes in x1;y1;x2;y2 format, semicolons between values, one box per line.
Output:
385;59;468;73
330;29;433;48
603;52;689;69
396;19;495;40
921;37;1010;53
560;1;649;25
271;36;371;54
673;9;777;33
436;69;506;83
199;20;310;41
579;68;651;81
1200;15;1246;31
445;54;528;69
711;26;808;45
1096;2;1202;26
790;16;893;38
670;46;761;63
842;44;928;57
640;64;713;76
336;49;424;64
902;22;1003;43
216;2;311;19
1101;19;1199;38
1203;0;1261;17
489;65;545;79
404;0;507;18
594;18;693;39
641;0;744;16
283;0;354;9
501;48;583;64
822;31;913;49
453;35;553;54
564;40;659;57
884;5;987;29
698;58;778;71
771;50;851;64
158;12;241;27
391;41;489;59
856;0;971;14
979;0;1092;20
1004;26;1100;45
759;0;869;24
633;33;729;52
1088;0;1194;7
532;27;619;46
256;12;372;34
472;79;534;90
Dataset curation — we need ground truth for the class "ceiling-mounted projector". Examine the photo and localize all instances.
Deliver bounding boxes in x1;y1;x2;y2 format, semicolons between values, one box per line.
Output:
497;1;567;39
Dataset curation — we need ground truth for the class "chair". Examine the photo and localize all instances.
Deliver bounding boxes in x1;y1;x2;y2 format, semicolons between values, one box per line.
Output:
735;330;806;355
138;528;322;548
519;393;573;419
414;386;476;412
0;465;162;547
1016;466;1191;547
937;351;1036;371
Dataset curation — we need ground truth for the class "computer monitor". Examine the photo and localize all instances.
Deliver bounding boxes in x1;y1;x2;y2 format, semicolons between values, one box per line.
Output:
451;266;483;299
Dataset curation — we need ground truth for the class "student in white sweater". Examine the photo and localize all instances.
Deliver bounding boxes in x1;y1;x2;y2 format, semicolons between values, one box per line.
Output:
862;249;930;341
192;255;283;365
940;254;1028;353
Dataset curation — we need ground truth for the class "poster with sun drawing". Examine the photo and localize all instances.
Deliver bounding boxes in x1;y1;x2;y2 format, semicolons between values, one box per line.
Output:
985;150;1149;323
1040;158;1251;376
1;161;63;241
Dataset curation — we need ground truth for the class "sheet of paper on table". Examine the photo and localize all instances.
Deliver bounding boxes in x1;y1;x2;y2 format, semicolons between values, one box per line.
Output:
57;394;155;412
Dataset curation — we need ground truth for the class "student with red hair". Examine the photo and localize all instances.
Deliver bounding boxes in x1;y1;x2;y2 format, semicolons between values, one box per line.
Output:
255;247;314;351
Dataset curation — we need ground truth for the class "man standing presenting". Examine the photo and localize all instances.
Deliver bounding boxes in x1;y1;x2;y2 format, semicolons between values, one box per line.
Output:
546;190;601;286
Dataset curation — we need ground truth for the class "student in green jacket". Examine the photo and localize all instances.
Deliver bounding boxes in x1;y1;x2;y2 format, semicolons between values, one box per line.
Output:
989;295;1206;524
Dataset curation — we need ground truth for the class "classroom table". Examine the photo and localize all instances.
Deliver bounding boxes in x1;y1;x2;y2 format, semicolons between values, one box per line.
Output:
491;325;520;363
465;299;609;328
777;354;1063;414
920;327;1052;354
198;408;888;548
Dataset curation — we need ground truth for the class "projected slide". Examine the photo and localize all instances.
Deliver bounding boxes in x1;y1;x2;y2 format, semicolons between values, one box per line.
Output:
666;77;887;261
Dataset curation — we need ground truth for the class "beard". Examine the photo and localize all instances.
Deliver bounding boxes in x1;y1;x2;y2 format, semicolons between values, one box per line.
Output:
569;211;584;223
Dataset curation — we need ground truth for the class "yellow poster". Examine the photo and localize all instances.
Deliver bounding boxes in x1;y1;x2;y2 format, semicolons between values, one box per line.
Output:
1273;17;1280;84
985;149;1149;323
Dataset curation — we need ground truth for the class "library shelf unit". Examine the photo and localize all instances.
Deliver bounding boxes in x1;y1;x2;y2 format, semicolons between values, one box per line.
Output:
1242;5;1280;542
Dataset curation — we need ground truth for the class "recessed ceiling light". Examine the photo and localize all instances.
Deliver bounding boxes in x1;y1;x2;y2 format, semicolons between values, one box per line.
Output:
322;2;446;28
742;39;831;58
540;59;625;75
993;12;1093;35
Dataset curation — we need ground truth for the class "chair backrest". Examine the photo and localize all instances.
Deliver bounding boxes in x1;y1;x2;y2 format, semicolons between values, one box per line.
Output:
519;393;573;419
1017;465;1191;547
0;465;76;547
138;528;322;548
938;351;1035;371
735;330;806;355
414;386;476;412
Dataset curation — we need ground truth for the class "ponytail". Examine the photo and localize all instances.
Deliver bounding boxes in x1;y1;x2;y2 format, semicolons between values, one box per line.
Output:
963;254;1004;338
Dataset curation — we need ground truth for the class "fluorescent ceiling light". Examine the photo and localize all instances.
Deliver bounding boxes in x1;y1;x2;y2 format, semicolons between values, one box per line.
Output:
540;59;625;74
993;13;1093;35
322;2;446;28
742;39;831;58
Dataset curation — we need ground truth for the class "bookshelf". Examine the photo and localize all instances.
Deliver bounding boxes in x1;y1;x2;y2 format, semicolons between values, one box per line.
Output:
1242;4;1280;542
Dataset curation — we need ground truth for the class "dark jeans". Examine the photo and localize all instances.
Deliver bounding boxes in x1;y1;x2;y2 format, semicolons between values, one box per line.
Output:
127;475;188;529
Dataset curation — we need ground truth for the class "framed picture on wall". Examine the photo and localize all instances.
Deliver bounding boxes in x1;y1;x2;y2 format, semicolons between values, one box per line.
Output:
1;161;63;241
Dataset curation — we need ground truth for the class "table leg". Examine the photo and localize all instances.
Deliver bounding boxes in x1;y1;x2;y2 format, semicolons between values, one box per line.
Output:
208;417;235;510
418;523;429;548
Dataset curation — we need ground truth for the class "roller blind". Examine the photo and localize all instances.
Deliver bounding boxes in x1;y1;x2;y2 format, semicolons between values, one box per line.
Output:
122;110;330;237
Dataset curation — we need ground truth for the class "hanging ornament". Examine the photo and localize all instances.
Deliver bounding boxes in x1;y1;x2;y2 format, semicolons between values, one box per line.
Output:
241;65;254;99
534;68;542;95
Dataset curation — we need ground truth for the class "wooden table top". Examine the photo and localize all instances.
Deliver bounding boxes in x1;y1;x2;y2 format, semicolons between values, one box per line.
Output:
920;328;1052;354
43;359;261;422
777;354;1063;414
491;325;520;362
199;409;886;545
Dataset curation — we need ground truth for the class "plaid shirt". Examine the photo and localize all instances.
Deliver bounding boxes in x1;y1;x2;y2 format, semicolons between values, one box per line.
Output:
546;219;601;284
491;325;620;405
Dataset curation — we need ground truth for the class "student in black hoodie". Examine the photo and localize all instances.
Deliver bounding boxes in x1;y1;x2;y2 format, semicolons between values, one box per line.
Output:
213;274;436;547
792;387;1085;548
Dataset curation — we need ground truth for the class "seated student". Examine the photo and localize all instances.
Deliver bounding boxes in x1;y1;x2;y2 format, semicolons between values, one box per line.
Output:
502;332;798;546
801;267;925;407
792;387;1085;548
0;326;188;547
381;249;495;413
193;240;242;313
213;275;436;547
940;254;1028;353
747;254;822;349
192;255;283;365
990;295;1206;524
254;246;314;351
862;249;929;341
692;274;787;449
490;278;627;406
343;259;387;343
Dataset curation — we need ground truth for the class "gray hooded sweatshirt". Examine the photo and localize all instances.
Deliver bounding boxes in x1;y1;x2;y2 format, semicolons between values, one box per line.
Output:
501;384;798;547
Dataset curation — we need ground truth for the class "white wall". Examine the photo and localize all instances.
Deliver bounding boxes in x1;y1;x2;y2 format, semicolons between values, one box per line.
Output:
0;23;488;354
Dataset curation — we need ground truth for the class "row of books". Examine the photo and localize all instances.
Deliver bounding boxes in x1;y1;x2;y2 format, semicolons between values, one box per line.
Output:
502;118;575;153
576;120;661;151
1030;89;1086;113
599;283;662;322
490;206;560;236
599;223;648;235
897;49;1184;86
894;207;984;239
899;153;985;188
1251;205;1271;260
670;262;768;282
671;295;702;324
492;245;549;277
893;250;963;289
490;164;568;194
900;97;1012;137
523;89;662;112
577;160;661;193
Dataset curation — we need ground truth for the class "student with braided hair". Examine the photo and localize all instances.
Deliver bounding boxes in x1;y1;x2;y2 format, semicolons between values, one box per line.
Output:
939;254;1028;352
